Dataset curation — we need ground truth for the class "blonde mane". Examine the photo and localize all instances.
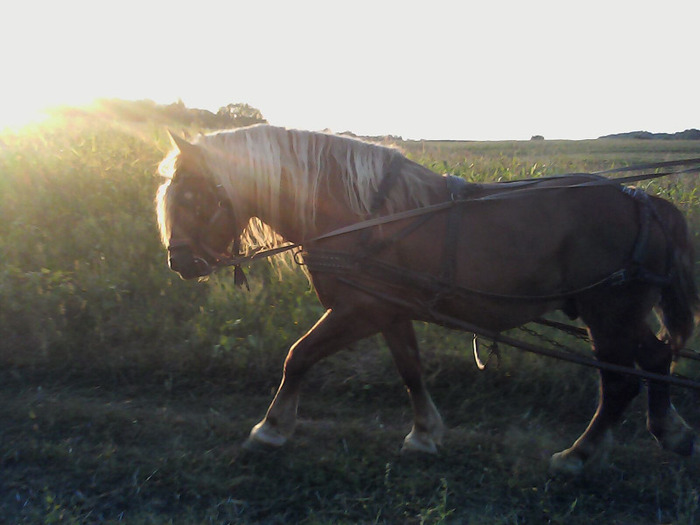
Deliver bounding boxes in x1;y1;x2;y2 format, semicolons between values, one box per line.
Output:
158;125;433;253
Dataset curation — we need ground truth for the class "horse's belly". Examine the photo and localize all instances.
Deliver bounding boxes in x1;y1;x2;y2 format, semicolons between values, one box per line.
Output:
429;294;563;333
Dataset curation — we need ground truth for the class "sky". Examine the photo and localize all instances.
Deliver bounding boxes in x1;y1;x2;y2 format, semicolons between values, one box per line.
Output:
1;0;698;140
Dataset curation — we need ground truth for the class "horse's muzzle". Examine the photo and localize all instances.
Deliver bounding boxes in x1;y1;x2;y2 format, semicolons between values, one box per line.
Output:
168;246;213;280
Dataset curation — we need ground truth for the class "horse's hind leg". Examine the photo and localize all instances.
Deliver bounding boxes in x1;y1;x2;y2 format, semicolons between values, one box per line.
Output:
382;320;445;454
636;328;695;456
550;325;640;475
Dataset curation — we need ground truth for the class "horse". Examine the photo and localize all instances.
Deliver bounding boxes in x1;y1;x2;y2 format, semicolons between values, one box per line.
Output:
155;124;698;474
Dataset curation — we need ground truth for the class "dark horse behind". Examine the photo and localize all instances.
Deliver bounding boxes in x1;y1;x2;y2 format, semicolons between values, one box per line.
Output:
155;125;698;474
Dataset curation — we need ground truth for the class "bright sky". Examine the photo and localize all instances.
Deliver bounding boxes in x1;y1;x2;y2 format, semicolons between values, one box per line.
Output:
1;0;698;140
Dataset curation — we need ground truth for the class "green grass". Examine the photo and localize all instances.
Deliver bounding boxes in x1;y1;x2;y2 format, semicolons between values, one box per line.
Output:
2;112;700;523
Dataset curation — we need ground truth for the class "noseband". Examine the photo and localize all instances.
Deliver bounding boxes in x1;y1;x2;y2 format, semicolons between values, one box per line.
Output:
167;182;250;286
167;241;215;277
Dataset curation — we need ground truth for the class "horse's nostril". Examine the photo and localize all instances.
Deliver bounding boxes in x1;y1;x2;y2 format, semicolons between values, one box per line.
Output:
168;252;185;272
168;248;212;279
169;258;184;273
169;248;195;276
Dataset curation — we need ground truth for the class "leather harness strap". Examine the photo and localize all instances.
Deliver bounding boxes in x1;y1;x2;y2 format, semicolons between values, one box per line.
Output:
441;175;478;284
619;186;673;287
357;172;481;287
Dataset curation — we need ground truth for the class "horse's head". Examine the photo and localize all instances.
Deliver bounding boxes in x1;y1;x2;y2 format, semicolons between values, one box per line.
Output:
156;133;241;280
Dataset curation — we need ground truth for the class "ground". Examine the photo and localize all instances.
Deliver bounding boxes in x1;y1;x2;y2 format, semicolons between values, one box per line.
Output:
2;350;699;524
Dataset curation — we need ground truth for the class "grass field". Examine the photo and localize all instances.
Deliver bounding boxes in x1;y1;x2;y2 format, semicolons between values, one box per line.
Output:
2;112;700;523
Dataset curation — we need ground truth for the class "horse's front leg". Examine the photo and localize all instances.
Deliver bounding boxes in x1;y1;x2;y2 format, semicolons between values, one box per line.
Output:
245;307;380;449
382;320;445;454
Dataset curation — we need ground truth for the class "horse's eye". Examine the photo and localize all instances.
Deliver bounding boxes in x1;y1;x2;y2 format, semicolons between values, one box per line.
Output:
179;191;200;211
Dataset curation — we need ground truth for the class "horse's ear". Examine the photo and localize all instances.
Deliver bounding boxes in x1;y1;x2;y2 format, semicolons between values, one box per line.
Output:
168;130;205;173
169;130;198;156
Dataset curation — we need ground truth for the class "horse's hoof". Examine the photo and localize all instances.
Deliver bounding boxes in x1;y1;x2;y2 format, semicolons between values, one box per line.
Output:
659;430;695;457
550;431;613;475
245;421;288;449
649;410;696;457
674;432;695;457
549;450;584;476
401;430;438;455
242;436;279;452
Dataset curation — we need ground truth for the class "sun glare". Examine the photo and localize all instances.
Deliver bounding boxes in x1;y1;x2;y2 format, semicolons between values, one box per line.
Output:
0;94;112;134
0;101;54;132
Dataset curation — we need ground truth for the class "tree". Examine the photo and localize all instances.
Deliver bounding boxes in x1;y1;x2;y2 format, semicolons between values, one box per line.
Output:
216;103;267;127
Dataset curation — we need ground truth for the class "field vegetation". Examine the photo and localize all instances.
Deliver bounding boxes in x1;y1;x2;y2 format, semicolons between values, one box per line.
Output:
2;106;700;523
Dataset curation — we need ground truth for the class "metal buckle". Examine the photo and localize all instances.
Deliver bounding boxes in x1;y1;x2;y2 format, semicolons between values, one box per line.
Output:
608;269;629;286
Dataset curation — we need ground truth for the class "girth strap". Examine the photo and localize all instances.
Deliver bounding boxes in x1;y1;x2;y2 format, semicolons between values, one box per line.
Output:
620;186;672;287
441;175;472;283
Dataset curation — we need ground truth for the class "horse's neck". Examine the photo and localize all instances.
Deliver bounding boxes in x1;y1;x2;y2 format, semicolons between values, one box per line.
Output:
269;169;360;243
242;148;447;244
283;158;446;242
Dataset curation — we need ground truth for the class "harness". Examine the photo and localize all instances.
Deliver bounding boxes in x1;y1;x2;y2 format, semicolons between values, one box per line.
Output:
301;173;673;310
441;175;474;285
206;157;700;298
619;186;673;287
356;157;479;287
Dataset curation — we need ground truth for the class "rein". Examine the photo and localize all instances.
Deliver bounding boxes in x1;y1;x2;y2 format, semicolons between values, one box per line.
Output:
212;157;700;273
336;276;700;391
211;200;457;271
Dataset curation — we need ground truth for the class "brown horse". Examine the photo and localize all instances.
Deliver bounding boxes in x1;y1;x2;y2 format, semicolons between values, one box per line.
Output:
156;125;698;474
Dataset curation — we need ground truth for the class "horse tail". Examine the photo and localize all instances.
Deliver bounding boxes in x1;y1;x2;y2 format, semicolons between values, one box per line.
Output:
654;198;700;350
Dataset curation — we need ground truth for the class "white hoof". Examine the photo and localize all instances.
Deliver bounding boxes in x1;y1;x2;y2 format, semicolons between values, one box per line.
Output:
401;429;438;454
549;450;584;476
550;431;613;475
244;420;288;449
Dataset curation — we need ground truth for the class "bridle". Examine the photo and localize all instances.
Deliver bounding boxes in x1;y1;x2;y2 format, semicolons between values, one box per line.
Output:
167;179;243;280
